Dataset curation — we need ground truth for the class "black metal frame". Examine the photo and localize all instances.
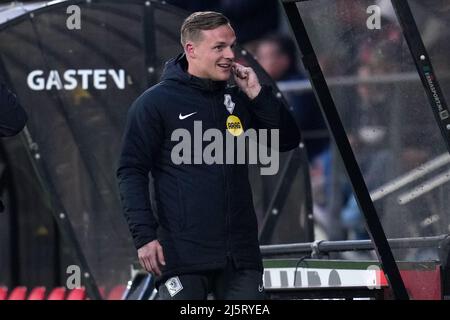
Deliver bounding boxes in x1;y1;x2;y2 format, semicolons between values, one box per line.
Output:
438;236;450;296
281;0;409;299
143;0;158;87
123;272;155;300
391;0;450;154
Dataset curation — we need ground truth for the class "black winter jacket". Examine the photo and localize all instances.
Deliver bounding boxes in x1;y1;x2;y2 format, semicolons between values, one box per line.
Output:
117;54;300;280
0;82;27;137
0;82;27;212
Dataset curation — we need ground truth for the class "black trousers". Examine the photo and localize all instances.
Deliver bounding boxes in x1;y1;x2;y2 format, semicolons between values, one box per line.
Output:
156;258;265;300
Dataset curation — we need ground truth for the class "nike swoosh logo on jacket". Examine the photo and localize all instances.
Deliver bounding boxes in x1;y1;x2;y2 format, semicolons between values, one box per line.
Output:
178;112;197;120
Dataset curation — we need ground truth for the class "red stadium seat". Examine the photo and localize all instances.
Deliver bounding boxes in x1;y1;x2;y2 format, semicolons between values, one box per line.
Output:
98;286;106;299
8;286;27;300
107;285;126;300
28;287;46;300
81;286;107;300
0;287;8;300
66;287;86;300
47;287;66;300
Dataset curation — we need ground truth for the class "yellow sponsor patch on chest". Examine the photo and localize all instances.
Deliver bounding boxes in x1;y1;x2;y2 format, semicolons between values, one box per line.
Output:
226;115;244;136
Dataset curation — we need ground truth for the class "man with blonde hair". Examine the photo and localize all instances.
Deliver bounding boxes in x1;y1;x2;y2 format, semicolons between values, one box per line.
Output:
118;11;300;300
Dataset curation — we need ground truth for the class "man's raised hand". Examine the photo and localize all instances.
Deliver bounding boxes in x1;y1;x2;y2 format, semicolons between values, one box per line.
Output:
231;62;262;100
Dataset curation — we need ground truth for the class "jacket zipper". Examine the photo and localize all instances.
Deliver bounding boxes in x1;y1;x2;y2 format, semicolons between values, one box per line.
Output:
209;92;231;259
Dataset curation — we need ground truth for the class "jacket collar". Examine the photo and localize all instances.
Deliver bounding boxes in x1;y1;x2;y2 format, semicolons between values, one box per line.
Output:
161;53;228;92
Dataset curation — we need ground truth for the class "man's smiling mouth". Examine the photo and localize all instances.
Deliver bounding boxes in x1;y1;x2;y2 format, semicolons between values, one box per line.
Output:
217;63;231;70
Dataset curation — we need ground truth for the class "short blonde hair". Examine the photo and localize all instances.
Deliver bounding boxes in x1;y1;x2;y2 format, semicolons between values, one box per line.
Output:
180;11;230;46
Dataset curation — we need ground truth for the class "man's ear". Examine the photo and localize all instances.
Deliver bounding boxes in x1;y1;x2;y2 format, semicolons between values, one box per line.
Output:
185;42;196;59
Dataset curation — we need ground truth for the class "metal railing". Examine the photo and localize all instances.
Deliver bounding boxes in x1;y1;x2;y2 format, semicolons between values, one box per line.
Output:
261;234;449;256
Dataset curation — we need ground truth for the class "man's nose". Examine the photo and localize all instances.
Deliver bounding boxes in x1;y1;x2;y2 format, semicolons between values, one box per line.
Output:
223;46;235;60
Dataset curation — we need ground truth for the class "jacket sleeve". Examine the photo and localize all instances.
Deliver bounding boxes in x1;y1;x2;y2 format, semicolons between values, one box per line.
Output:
0;83;27;137
117;94;163;250
243;85;301;152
